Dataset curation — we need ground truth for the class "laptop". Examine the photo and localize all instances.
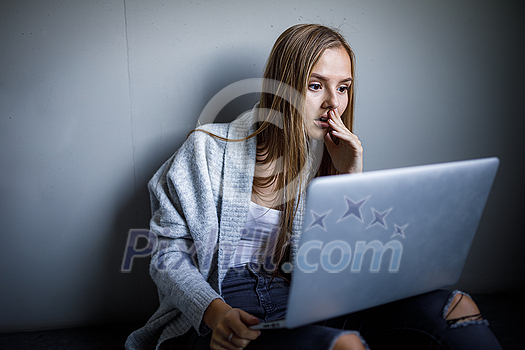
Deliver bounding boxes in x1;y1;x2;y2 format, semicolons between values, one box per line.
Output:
251;157;499;329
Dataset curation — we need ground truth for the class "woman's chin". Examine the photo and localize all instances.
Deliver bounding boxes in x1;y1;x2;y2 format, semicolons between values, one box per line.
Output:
306;120;331;140
307;127;329;141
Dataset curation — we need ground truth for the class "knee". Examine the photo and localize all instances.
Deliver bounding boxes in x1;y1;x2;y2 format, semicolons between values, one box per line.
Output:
444;292;483;325
332;333;366;350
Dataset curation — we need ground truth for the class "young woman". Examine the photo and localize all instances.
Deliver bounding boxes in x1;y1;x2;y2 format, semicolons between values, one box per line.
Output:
126;24;501;350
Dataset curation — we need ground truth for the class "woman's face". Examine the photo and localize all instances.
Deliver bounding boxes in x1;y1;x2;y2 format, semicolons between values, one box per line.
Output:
304;47;353;140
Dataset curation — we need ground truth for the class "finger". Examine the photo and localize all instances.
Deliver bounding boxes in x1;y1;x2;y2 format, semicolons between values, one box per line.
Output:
213;325;242;350
328;115;353;138
214;333;244;350
326;111;360;144
215;310;259;349
329;128;361;148
231;310;261;341
239;309;260;326
323;131;337;150
327;108;346;129
227;332;252;349
211;335;242;350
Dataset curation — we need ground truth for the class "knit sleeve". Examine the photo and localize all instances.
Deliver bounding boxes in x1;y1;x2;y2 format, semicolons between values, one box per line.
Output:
147;125;228;334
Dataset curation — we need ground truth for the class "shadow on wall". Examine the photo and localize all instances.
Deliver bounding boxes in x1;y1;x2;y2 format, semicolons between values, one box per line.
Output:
103;184;159;325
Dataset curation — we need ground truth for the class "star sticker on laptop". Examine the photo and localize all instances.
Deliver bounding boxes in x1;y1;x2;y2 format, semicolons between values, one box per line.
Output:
367;207;393;229
306;210;332;231
391;223;409;239
338;196;369;222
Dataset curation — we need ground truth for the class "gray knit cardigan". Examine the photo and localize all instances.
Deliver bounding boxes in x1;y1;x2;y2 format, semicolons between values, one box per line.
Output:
125;109;305;350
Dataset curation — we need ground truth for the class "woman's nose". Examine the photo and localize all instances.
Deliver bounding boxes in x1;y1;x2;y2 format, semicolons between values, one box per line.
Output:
323;90;340;110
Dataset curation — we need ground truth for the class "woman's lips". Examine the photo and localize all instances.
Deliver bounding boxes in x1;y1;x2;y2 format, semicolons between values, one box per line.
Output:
315;114;330;128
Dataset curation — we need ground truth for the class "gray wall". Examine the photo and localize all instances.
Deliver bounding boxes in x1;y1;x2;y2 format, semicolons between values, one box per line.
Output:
1;0;523;332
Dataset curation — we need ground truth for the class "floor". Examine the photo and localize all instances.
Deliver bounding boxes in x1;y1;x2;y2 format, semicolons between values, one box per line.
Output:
0;292;522;349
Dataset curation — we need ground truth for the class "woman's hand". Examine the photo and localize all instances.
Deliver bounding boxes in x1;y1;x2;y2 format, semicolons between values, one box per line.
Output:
323;108;363;174
204;299;261;350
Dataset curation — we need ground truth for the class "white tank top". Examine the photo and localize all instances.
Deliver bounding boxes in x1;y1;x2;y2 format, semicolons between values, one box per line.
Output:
229;201;281;268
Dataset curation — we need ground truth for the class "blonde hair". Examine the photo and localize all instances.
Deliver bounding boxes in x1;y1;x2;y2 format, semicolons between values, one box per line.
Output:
256;24;356;272
192;24;356;273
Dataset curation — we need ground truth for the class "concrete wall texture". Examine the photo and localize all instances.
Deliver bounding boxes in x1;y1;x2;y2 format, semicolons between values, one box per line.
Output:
0;0;523;332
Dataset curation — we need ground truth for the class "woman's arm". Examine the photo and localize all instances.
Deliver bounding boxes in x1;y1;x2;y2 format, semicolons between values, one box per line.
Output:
147;129;228;334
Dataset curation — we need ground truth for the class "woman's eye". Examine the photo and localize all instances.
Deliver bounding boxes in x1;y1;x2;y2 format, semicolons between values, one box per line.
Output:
338;86;349;93
308;83;321;91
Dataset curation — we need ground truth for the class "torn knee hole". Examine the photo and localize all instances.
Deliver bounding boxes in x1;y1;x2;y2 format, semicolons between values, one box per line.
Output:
444;292;483;326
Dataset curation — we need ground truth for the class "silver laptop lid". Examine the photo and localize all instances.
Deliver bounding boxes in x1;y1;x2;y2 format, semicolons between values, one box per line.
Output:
285;157;499;328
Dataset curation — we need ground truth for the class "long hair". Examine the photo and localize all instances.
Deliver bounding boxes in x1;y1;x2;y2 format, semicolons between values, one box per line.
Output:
255;24;356;273
191;24;356;274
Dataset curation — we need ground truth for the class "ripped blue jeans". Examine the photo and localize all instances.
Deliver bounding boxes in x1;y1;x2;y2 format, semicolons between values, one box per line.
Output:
168;264;502;350
321;289;501;350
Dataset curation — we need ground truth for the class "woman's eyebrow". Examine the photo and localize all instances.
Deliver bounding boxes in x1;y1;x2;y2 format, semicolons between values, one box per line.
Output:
310;73;353;83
